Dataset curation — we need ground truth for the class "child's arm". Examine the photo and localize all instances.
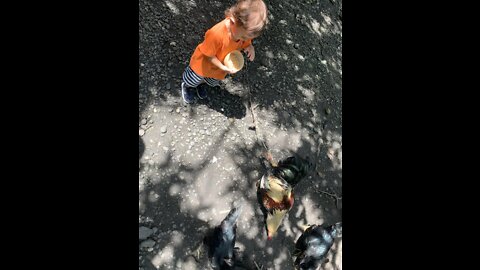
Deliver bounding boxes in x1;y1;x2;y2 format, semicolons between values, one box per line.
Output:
208;56;237;74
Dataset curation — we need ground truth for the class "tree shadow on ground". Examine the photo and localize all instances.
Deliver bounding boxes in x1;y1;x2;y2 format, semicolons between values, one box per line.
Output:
140;0;342;269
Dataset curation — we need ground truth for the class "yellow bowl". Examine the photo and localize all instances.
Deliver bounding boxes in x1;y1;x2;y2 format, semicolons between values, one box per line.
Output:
223;50;244;72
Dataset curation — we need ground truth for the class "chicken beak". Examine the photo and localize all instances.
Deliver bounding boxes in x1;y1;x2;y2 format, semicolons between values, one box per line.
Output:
299;224;311;232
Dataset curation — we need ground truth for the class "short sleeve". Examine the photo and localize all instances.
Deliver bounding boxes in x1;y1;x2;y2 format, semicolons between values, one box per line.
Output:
198;29;222;57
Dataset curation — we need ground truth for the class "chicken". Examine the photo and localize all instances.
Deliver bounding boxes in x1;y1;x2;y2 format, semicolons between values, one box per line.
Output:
257;152;314;239
204;205;243;269
257;173;294;240
293;222;342;270
272;155;314;188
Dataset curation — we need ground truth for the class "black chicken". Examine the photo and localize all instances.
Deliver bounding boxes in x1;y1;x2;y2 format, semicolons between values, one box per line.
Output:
293;222;342;270
204;204;243;269
272;155;314;188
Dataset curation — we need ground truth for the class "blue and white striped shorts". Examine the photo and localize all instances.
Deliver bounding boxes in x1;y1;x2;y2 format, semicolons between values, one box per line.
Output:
182;65;220;88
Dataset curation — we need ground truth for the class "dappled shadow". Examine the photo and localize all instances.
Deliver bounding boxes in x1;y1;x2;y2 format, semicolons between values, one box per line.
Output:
140;0;342;269
139;138;341;269
139;154;211;269
197;85;247;119
223;138;342;269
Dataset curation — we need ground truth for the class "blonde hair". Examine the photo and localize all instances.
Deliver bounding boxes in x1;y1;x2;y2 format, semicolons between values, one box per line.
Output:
225;0;268;37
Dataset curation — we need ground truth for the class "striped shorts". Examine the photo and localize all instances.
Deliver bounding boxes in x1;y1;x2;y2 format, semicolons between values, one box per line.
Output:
182;65;220;88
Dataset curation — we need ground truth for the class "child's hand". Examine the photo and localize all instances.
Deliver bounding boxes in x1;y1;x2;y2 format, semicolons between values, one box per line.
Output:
222;65;238;74
243;45;255;61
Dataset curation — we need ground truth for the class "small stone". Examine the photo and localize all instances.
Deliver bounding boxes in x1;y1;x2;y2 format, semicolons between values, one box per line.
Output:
332;141;341;150
325;108;331;115
139;226;153;240
160;126;167;133
294;43;300;49
139;129;145;136
260;58;269;67
166;83;171;90
140;239;155;249
169;108;174;113
176;107;181;113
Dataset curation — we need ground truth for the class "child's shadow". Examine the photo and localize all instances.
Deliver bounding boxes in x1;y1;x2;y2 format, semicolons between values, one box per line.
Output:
198;86;247;119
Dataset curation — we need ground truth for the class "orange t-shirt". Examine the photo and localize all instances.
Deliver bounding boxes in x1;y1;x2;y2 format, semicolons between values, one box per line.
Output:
189;18;252;80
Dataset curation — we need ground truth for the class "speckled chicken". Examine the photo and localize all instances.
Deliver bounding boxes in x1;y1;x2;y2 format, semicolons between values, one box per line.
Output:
293;222;342;270
257;152;314;239
204;205;243;269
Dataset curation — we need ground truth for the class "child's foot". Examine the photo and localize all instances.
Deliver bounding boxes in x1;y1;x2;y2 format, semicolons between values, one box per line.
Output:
181;82;195;104
196;84;208;99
